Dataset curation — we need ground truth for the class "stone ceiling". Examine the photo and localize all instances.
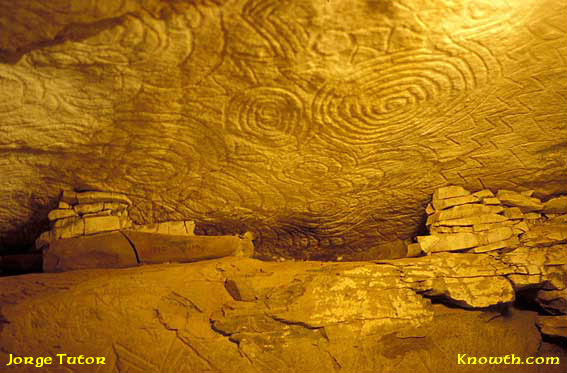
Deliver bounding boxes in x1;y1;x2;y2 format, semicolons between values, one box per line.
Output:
0;0;565;259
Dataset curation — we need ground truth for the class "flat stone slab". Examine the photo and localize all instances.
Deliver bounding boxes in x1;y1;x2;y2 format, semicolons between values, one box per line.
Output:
47;208;77;221
417;227;514;253
433;185;471;200
432;195;480;210
43;230;256;272
427;204;504;225
83;215;122;235
43;232;138;272
432;213;508;227
536;316;567;339
76;191;132;205
497;190;544;212
122;231;254;264
543;196;567;214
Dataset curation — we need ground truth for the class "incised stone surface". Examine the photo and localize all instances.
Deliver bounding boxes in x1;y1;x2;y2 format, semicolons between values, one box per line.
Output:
0;0;566;259
1;251;566;373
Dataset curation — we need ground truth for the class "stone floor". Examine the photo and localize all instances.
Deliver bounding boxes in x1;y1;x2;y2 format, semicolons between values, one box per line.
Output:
1;252;565;373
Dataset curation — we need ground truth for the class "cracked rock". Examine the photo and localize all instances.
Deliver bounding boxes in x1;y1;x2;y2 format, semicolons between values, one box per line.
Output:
497;190;544;212
1;255;563;373
536;316;567;339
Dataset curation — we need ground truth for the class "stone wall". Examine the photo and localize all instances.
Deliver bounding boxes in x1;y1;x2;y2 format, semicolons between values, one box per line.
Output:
0;0;566;260
411;186;567;256
37;190;254;272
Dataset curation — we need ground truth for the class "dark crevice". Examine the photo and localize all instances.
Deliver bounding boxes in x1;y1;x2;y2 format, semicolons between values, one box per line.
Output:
540;334;567;347
209;319;234;338
418;292;513;313
269;315;322;330
514;287;549;313
0;252;43;276
119;231;141;264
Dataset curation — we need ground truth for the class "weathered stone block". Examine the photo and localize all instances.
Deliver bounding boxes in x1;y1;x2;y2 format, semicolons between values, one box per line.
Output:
497;190;544;212
83;215;121;235
47;208;77;221
53;217;85;239
450;226;474;233
76;191;132;205
418;227;514;253
1;255;558;373
57;201;71;209
432;195;480;210
131;220;196;235
536;316;567;339
433;185;470;200
473;220;515;232
514;220;530;233
482;197;501;205
82;210;112;217
184;221;196;235
60;190;78;205
536;289;567;315
418;233;478;253
43;232;138;272
504;207;524;219
427;204;503;225
471;236;520;253
73;202;105;215
103;201;129;211
473;189;495;198
482;227;515;244
165;221;187;235
122;231;255;264
524;212;543;220
406;243;423;257
543;196;567;214
433;213;508;227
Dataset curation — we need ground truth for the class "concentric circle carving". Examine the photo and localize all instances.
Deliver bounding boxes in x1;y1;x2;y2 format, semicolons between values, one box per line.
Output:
312;51;477;145
225;87;307;147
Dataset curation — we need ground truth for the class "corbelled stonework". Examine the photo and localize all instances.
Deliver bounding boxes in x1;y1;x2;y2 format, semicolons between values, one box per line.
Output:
1;0;566;259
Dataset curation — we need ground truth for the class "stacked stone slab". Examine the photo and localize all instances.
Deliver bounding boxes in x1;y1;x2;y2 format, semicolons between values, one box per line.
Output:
408;185;567;339
35;190;196;250
35;191;133;248
37;190;255;272
409;186;567;256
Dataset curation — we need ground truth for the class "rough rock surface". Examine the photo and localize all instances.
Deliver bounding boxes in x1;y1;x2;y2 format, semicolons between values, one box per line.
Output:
36;190;256;272
413;186;567;257
36;191;133;247
1;253;566;373
536;316;567;340
42;229;255;273
1;0;566;260
43;231;138;272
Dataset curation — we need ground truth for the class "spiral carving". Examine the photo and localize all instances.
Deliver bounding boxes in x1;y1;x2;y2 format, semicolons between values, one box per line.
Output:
225;87;307;147
312;50;478;145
